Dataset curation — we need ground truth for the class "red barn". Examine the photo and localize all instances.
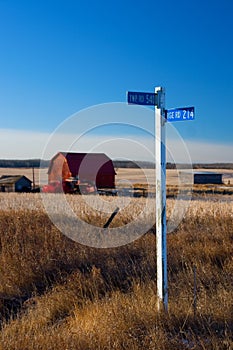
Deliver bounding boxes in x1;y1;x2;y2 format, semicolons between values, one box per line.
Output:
47;152;116;189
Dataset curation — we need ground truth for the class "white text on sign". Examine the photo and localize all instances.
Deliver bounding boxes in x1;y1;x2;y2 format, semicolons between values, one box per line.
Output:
166;107;195;122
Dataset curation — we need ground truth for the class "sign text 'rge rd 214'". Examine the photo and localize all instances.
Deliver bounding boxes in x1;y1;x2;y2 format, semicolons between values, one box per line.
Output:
166;107;195;122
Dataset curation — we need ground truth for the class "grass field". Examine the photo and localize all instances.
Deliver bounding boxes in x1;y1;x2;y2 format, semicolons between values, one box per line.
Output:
0;193;232;349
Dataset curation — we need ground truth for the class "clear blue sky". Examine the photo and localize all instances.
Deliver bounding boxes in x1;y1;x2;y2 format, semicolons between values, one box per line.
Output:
0;0;233;161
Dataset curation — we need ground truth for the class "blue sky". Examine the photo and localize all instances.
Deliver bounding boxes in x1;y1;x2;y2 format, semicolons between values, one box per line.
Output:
0;0;233;162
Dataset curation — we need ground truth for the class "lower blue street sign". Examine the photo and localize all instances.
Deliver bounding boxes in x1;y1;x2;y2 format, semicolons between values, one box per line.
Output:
166;106;195;122
127;91;158;106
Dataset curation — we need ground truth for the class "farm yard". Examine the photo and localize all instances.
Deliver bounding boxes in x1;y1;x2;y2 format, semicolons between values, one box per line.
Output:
0;188;232;349
0;166;233;197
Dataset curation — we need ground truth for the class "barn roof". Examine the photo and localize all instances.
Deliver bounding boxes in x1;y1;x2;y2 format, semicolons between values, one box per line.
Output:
0;175;32;185
193;172;223;175
49;152;116;175
181;171;223;175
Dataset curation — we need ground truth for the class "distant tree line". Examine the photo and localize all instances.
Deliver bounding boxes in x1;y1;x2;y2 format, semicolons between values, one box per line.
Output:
167;163;233;170
113;161;233;170
192;163;233;170
0;159;232;170
113;160;155;169
0;159;50;168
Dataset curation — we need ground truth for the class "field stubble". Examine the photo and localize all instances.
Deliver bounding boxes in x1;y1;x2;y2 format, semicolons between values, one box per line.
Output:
0;193;232;349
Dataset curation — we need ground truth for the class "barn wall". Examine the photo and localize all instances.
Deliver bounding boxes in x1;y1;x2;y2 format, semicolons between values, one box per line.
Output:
96;174;115;188
15;178;32;192
194;174;222;184
48;153;72;183
0;184;14;192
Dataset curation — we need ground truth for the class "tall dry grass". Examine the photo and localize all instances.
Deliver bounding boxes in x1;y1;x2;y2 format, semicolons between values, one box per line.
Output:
0;193;232;349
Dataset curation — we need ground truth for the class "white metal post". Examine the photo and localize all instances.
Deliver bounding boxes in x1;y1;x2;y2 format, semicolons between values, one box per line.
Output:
155;86;168;311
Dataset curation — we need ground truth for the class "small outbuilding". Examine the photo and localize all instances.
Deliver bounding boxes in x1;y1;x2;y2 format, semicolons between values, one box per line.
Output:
48;152;116;188
193;172;223;185
0;175;32;192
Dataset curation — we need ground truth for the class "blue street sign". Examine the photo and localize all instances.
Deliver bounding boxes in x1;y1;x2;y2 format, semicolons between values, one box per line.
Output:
127;91;158;106
166;107;195;122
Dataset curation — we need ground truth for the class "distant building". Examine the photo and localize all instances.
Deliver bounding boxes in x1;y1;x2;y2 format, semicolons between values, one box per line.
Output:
48;152;116;188
193;172;223;185
0;175;32;192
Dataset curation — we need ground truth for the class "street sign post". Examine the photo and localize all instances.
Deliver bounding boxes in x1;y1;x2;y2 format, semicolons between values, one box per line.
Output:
127;87;168;312
127;88;195;312
155;87;168;312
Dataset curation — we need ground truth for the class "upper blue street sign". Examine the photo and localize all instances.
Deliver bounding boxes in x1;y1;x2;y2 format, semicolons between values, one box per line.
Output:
166;107;195;122
127;91;158;106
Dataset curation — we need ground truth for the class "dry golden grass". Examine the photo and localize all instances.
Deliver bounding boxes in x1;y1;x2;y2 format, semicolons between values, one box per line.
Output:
0;193;232;349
